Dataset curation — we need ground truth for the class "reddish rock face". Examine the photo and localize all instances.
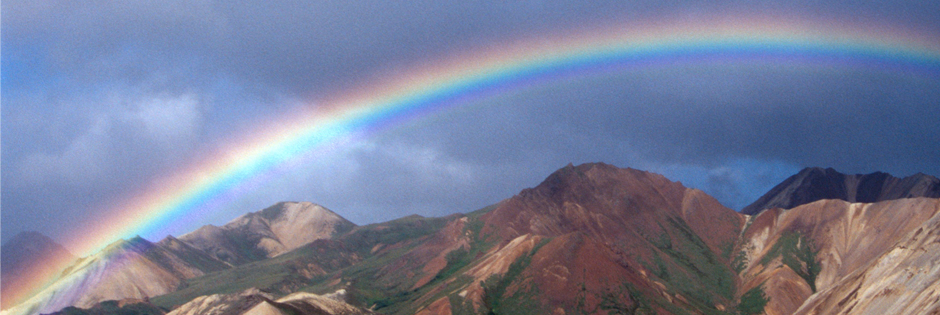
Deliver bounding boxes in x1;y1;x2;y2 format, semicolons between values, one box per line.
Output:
482;163;743;251
472;163;745;313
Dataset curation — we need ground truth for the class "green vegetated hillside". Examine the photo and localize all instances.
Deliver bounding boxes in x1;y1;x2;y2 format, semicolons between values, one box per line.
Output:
152;164;762;315
29;164;940;315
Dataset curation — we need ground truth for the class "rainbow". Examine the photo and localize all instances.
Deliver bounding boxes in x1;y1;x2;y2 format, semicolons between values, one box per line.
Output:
7;15;940;311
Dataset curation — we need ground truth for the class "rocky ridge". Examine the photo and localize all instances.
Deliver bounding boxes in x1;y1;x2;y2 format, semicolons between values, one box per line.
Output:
179;202;356;265
742;167;940;215
5;164;940;315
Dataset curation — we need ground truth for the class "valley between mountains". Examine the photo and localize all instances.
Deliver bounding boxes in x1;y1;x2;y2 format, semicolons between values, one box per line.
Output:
3;163;940;315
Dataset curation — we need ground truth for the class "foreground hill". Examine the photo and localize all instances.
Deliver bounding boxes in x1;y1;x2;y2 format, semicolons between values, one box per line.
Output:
738;197;940;314
741;167;940;215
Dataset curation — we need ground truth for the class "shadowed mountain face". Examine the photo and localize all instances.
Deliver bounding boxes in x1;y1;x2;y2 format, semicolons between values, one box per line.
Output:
7;164;940;315
1;232;75;310
741;167;940;215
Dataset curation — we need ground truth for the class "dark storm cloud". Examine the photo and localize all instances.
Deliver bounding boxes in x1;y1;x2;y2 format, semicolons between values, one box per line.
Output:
3;0;939;244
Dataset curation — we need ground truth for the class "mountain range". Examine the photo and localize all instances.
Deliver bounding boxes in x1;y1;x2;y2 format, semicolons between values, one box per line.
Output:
3;163;940;315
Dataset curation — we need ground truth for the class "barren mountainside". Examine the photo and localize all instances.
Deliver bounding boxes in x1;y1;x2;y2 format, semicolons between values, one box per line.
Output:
737;198;940;315
5;163;940;315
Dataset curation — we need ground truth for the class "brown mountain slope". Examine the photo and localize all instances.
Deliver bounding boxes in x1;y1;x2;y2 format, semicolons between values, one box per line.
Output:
738;198;940;315
793;198;940;314
358;163;747;314
149;213;451;313
18;163;940;315
741;167;940;215
472;163;746;313
257;163;751;314
481;163;744;255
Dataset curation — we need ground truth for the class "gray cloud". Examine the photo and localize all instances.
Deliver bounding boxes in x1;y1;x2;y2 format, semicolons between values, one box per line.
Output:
3;0;939;245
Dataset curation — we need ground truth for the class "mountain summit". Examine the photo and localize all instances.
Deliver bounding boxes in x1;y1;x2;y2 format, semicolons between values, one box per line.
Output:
179;202;356;265
741;167;940;215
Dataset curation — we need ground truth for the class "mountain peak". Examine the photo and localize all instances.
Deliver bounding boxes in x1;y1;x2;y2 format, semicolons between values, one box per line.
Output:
179;201;357;265
486;163;732;242
742;167;940;215
1;231;74;269
529;162;675;199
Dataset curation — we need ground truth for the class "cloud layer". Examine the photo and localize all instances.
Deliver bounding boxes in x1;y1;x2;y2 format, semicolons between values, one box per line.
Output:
3;0;939;245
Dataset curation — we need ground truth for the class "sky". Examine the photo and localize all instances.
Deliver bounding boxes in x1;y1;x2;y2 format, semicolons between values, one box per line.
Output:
2;0;939;250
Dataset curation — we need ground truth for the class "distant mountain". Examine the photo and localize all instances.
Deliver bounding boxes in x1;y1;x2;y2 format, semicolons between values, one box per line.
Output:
178;202;356;265
1;231;75;310
741;167;940;215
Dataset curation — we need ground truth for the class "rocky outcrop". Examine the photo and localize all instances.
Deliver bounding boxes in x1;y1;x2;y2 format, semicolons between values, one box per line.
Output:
739;198;940;315
742;167;940;215
793;198;940;314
